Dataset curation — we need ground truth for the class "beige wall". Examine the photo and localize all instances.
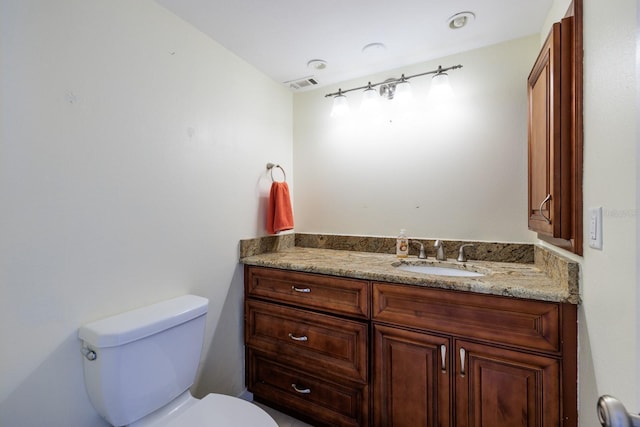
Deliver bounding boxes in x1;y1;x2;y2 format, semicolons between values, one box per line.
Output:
0;0;292;425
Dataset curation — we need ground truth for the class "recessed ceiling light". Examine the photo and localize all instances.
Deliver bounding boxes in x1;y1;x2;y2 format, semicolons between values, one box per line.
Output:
361;42;387;55
307;59;328;70
447;12;475;30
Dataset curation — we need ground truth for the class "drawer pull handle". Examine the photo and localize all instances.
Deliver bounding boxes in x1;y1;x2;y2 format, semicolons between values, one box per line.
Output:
292;286;311;293
460;347;466;377
539;194;552;224
291;384;311;394
440;345;447;373
288;333;308;342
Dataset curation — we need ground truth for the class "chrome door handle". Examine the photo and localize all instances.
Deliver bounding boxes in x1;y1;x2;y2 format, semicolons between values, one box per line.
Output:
460;347;466;377
597;395;640;427
440;345;447;373
539;194;552;224
292;286;311;293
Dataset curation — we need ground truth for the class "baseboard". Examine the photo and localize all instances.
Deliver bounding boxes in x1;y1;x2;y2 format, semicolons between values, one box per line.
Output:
238;389;254;402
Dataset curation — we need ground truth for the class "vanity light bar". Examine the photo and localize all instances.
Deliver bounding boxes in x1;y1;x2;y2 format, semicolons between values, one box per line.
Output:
323;64;463;98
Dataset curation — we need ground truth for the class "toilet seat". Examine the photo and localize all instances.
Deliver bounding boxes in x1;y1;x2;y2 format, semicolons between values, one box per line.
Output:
157;394;278;427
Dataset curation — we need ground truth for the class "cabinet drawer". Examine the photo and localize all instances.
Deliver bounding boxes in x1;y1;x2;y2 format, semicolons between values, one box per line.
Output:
245;299;368;382
245;266;369;318
372;283;561;353
247;350;368;427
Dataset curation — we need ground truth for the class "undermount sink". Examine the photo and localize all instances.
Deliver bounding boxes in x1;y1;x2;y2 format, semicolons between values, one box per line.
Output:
394;263;484;277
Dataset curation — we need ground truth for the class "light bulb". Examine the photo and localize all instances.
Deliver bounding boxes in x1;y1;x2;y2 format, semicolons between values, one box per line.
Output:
360;85;379;112
330;93;349;117
429;72;454;100
393;79;413;103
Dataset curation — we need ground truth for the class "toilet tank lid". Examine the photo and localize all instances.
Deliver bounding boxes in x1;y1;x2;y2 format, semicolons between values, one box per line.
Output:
78;295;208;348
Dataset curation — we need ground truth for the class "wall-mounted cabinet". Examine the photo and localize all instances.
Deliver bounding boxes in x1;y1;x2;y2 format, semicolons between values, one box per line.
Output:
528;22;569;238
527;1;583;255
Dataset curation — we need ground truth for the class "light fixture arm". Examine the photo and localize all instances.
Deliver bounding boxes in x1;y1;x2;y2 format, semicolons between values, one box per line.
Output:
324;64;462;98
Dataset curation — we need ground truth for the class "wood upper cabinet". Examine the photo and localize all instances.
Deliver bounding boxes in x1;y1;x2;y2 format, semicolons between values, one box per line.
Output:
527;0;583;255
528;22;567;237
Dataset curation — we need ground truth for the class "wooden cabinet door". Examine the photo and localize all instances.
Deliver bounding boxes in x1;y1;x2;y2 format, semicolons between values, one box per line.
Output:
454;340;560;427
528;22;564;236
528;18;576;243
373;324;451;427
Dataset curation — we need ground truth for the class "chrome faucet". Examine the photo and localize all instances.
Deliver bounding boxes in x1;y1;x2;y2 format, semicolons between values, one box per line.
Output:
457;244;475;262
434;240;446;261
412;241;427;259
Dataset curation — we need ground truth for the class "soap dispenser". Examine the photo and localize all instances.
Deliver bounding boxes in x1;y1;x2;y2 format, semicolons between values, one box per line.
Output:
396;229;409;258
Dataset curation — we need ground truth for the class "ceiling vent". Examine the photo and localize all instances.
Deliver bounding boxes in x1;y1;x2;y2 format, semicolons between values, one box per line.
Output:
285;76;319;90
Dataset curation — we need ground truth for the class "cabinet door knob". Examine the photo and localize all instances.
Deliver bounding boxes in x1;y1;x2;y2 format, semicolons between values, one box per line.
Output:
539;194;552;224
291;384;311;394
440;345;447;373
460;347;466;377
288;333;308;342
292;286;311;293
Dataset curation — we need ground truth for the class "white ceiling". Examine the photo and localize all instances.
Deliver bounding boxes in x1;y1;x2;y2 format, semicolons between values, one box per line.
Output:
154;0;553;90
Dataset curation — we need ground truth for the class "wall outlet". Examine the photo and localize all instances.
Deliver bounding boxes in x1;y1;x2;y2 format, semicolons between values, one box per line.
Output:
588;206;603;250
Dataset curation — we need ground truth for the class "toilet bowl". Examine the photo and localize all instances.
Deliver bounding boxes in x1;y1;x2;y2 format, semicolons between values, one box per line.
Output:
78;295;277;426
132;393;276;427
128;391;277;427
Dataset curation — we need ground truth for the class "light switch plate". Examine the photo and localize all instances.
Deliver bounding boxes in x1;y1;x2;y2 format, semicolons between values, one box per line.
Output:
588;206;603;249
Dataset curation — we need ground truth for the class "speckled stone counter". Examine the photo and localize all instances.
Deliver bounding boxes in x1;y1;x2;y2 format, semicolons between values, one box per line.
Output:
239;234;580;304
239;233;535;263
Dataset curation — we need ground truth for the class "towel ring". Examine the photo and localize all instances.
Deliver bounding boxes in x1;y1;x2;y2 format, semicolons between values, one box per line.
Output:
266;162;287;182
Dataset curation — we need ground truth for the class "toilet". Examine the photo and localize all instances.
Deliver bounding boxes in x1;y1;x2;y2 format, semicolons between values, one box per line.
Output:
78;295;277;427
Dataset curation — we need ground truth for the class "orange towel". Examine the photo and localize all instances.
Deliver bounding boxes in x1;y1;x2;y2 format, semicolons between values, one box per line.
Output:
267;181;294;234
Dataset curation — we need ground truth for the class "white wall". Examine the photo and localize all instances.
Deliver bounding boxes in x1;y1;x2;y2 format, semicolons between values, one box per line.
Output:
293;36;539;242
577;0;638;424
540;0;638;425
541;0;572;41
0;1;292;425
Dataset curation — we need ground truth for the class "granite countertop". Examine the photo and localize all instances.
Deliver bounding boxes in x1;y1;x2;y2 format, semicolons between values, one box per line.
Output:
240;245;580;304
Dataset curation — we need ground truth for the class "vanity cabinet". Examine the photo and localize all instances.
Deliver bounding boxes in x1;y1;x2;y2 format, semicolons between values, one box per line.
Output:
527;0;583;255
244;266;370;427
372;282;577;427
244;266;577;427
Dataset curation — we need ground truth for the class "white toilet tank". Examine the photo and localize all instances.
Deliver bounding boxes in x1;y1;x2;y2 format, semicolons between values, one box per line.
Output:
78;295;208;427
